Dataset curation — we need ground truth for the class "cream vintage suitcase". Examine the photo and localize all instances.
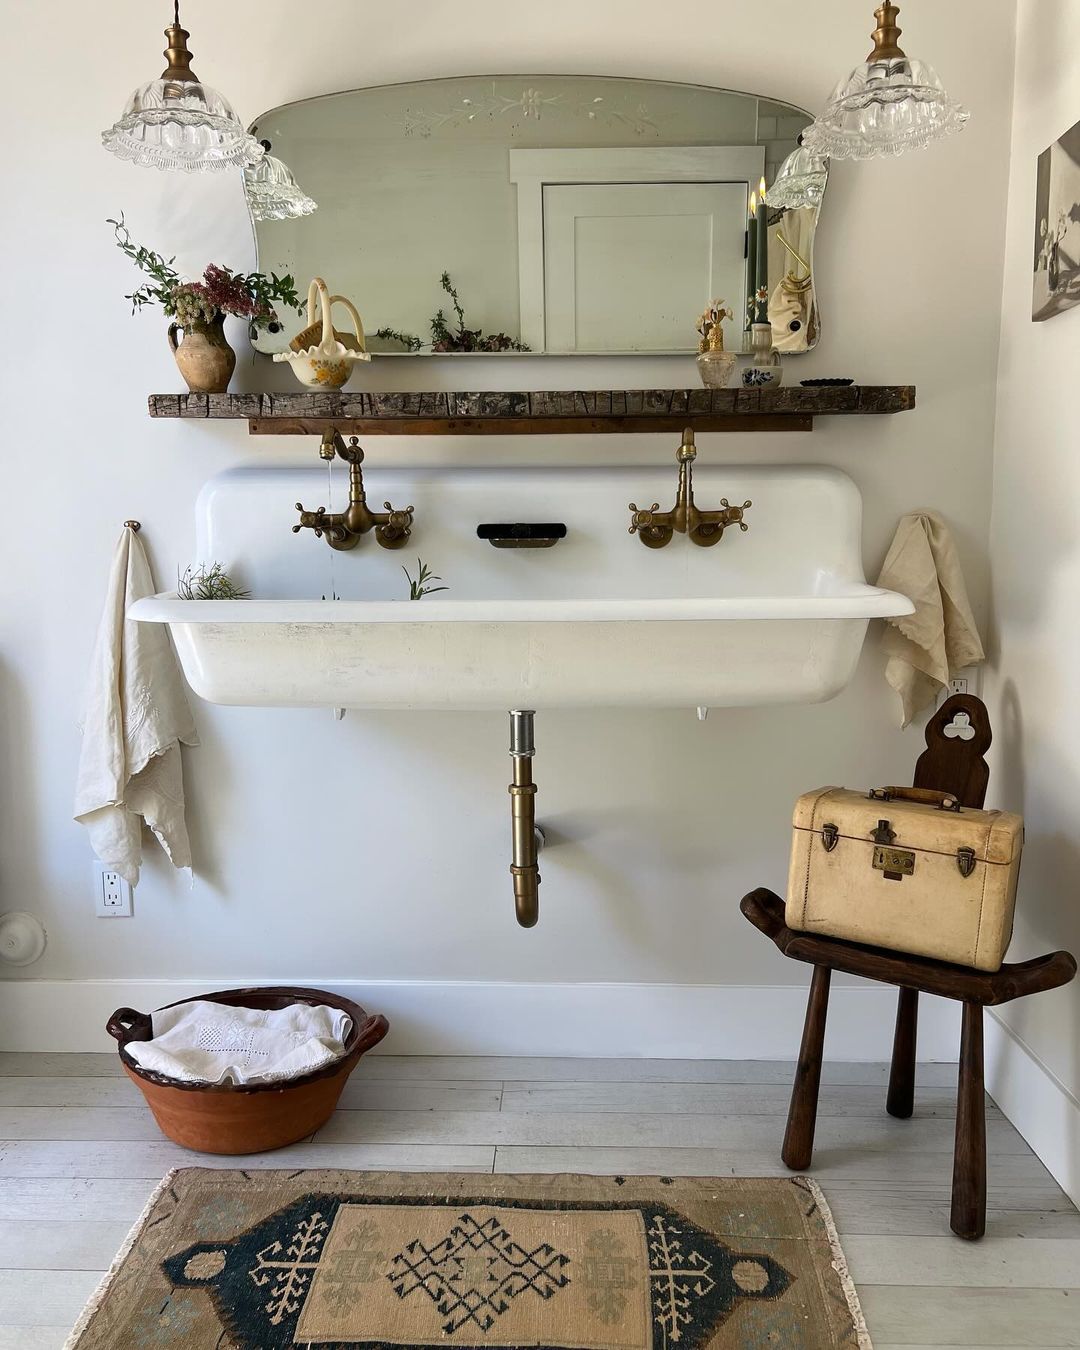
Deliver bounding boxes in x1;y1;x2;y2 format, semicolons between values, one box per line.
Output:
787;786;1024;971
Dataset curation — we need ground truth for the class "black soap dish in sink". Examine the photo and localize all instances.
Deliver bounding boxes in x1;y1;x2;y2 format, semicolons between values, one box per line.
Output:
477;523;567;549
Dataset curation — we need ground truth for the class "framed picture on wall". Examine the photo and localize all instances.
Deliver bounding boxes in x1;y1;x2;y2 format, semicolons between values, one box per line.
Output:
1033;116;1080;321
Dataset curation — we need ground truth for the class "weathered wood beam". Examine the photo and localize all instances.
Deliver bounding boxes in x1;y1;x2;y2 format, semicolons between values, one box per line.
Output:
246;414;816;436
147;385;916;433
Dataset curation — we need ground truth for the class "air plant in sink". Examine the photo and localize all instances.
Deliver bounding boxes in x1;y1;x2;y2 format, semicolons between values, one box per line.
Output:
177;563;250;600
403;559;448;600
108;213;301;394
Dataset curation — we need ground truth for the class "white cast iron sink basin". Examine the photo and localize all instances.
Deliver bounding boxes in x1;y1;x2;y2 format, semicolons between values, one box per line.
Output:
130;463;912;710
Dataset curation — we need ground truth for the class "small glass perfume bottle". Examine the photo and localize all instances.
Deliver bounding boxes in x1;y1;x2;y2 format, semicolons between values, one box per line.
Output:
696;311;738;389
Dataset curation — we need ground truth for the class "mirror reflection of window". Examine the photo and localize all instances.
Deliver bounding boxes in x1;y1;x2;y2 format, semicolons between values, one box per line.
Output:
248;77;822;358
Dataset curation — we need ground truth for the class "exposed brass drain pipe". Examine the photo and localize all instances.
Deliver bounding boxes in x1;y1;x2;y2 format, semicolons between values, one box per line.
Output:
509;710;540;927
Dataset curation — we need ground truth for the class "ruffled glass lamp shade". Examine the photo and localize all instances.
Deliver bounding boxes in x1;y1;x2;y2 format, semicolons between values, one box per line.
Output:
244;153;318;221
102;7;263;173
802;3;969;161
768;143;829;210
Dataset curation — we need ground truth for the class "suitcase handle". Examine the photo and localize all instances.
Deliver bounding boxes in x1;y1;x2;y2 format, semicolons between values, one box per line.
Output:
869;786;961;812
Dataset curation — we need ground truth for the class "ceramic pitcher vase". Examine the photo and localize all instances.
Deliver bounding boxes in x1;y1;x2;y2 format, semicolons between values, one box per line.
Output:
168;314;237;394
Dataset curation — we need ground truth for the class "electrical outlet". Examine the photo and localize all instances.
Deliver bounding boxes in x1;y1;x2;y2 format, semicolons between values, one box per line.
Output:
947;667;981;699
94;863;133;918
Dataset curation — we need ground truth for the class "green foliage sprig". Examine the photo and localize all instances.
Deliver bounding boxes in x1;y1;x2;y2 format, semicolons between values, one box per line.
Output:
177;563;250;600
402;558;448;600
109;215;181;313
430;272;530;352
374;326;424;352
109;213;301;331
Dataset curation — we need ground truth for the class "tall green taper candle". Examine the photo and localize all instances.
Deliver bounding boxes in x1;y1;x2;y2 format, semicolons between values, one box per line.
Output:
756;176;769;324
746;191;757;329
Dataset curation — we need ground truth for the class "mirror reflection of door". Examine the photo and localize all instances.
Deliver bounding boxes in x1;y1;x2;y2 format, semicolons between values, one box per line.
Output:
510;145;765;352
542;182;748;353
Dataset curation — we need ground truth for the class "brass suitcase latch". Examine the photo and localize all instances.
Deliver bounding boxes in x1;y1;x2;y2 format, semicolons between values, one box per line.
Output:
871;819;914;881
873;845;916;879
956;846;977;878
821;823;839;852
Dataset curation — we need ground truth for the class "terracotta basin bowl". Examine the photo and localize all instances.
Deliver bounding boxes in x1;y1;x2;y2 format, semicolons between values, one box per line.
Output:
106;986;389;1155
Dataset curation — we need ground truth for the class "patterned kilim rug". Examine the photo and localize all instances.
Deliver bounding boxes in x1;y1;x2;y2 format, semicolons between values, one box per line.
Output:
65;1169;872;1349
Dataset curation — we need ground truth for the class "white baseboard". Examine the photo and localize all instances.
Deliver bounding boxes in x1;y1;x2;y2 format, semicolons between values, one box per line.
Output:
0;979;961;1060
986;1011;1080;1208
8;980;1075;1207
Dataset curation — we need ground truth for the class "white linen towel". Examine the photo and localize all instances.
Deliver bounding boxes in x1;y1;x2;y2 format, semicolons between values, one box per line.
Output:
125;1001;353;1085
74;526;199;886
876;510;985;727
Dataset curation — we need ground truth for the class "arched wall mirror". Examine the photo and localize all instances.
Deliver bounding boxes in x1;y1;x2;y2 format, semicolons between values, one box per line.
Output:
249;75;825;358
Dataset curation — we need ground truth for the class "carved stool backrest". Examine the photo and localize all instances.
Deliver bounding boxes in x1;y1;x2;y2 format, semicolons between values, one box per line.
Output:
913;693;991;810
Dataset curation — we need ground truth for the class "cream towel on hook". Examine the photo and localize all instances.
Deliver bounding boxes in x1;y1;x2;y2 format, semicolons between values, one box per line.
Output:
74;526;199;886
876;510;985;727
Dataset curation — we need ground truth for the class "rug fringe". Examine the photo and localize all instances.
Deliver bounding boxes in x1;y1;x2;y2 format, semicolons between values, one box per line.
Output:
803;1176;874;1350
62;1167;181;1350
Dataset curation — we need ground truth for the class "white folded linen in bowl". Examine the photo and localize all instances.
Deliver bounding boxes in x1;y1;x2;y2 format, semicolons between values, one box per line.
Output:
125;1000;353;1085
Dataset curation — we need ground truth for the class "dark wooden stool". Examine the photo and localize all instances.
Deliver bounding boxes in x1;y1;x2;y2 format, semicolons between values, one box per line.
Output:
741;695;1076;1239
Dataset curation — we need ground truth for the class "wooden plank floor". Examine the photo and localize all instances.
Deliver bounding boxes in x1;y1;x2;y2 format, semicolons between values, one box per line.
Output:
0;1053;1075;1349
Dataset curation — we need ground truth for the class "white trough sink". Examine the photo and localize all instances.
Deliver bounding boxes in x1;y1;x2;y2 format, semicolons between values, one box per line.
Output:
131;463;912;710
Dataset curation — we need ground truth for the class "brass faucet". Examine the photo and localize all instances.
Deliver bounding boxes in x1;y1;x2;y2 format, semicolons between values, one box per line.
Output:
293;430;414;551
628;427;751;548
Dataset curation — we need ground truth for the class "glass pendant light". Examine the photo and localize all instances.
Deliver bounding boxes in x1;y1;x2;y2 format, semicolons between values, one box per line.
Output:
244;150;318;221
802;3;969;160
102;2;263;173
768;138;829;211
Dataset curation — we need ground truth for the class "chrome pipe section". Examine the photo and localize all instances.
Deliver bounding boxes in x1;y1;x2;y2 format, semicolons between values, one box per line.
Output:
509;708;535;757
509;709;540;928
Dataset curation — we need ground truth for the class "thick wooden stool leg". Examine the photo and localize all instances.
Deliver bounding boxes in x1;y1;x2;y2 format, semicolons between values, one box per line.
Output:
782;965;831;1170
886;988;919;1119
951;1001;987;1240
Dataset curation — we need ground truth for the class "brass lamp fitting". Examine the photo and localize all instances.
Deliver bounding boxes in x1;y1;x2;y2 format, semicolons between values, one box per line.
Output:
293;429;414;551
868;2;906;61
629;428;752;549
162;2;199;83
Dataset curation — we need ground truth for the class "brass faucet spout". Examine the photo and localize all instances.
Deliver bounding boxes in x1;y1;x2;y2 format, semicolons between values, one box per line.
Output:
294;430;414;551
320;427;345;460
629;427;751;549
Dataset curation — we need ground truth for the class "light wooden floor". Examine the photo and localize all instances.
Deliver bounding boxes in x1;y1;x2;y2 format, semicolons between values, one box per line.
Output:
0;1053;1076;1349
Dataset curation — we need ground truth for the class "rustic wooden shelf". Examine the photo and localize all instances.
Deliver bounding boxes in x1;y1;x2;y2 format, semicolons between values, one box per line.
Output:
148;386;915;436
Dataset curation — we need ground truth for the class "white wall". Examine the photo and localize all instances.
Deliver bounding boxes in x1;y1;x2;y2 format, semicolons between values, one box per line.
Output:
983;0;1080;1202
0;1;1015;1055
